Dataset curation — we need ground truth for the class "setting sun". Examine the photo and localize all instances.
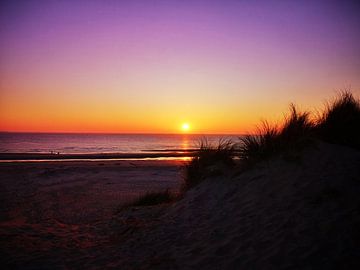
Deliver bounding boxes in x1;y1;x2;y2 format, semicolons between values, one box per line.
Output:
181;123;190;132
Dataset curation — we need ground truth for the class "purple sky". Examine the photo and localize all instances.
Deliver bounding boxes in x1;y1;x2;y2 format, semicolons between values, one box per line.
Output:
1;0;360;133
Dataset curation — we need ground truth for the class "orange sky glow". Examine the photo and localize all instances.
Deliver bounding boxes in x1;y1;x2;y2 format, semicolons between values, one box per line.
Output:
1;1;359;134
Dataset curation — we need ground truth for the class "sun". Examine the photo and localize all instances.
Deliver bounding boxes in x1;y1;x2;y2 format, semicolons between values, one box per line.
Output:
181;123;190;132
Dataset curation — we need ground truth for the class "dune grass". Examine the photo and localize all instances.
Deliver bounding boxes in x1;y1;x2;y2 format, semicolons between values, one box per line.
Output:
184;91;360;184
116;91;359;207
115;91;360;208
238;121;278;165
316;91;360;149
182;138;235;191
239;91;360;166
238;104;314;166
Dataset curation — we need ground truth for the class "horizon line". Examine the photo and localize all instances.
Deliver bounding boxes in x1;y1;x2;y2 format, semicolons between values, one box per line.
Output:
0;131;246;136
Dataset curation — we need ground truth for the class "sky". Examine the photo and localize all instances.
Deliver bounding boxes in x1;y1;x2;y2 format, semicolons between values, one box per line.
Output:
0;0;359;134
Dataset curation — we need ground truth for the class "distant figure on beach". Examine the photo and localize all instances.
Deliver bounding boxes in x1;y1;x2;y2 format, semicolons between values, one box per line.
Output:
57;152;60;155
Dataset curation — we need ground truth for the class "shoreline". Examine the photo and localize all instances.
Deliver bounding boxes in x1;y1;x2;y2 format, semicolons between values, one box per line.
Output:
0;151;196;161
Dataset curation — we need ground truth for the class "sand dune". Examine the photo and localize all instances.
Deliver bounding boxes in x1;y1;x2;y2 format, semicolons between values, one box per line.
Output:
101;142;360;269
1;142;360;269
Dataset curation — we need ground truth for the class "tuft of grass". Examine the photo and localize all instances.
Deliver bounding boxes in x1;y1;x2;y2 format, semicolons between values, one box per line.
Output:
127;189;174;208
316;91;360;149
238;121;278;165
280;103;314;141
239;104;313;166
183;138;235;191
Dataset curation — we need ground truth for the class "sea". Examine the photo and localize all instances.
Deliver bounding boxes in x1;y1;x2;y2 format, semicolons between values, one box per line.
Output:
0;133;240;159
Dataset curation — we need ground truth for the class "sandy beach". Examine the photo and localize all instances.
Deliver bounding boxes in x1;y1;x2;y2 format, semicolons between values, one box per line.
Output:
1;142;360;269
0;159;184;268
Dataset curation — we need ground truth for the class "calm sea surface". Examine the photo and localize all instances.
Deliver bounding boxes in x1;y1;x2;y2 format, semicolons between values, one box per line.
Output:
0;133;240;155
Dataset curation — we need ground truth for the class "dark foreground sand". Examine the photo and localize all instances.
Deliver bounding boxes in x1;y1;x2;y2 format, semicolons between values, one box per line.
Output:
0;160;184;269
1;142;360;269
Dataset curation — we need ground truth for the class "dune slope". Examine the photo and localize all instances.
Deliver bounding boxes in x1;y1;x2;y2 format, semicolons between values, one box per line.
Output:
109;142;360;269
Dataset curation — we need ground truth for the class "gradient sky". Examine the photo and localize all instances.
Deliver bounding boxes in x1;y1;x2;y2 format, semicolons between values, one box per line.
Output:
1;0;359;134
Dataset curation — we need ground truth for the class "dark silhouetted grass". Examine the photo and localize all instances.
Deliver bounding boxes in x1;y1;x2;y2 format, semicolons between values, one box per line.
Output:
239;91;360;167
239;104;313;166
115;91;359;210
280;103;314;141
183;91;359;188
316;91;360;149
238;121;278;165
183;138;235;191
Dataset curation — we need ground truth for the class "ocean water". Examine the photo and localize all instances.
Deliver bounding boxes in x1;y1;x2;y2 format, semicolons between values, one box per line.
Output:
0;133;240;155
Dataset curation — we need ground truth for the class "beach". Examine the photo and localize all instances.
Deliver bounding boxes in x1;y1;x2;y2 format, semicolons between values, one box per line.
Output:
0;159;184;268
0;159;184;221
1;142;360;269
